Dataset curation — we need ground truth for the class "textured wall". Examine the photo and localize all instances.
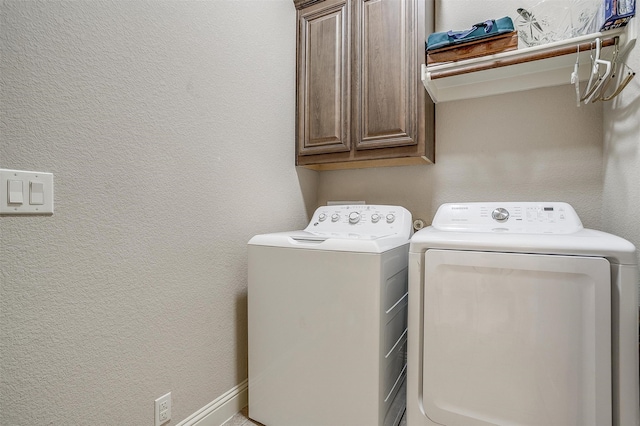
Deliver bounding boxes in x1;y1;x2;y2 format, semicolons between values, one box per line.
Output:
0;1;316;424
602;27;640;271
317;84;604;228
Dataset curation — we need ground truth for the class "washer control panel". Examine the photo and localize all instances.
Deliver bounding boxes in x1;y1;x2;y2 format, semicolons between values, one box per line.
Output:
432;202;583;234
305;204;411;237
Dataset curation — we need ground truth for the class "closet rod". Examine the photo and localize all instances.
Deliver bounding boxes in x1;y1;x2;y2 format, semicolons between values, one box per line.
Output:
428;36;618;80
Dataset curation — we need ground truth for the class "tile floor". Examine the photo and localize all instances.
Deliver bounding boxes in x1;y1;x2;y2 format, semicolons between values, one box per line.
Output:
222;406;407;426
222;407;263;426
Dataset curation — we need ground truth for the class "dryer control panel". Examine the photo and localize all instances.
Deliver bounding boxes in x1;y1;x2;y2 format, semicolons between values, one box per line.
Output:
432;202;584;234
305;204;413;239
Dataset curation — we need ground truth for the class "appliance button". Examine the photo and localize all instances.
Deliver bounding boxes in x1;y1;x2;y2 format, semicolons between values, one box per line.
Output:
371;213;381;223
348;211;360;224
492;207;510;222
386;214;395;223
318;213;327;221
331;213;340;222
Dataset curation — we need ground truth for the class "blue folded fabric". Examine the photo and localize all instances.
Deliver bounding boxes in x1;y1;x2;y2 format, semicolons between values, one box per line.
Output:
427;16;515;51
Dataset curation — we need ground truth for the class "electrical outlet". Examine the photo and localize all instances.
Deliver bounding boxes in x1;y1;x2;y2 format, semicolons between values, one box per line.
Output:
155;392;171;426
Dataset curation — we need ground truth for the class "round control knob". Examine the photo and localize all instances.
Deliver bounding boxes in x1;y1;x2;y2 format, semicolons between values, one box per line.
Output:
331;213;340;222
348;211;360;224
386;213;395;223
318;213;327;222
371;213;381;223
492;207;510;223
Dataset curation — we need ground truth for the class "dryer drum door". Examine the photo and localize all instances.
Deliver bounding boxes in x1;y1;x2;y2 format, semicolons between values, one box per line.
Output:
422;249;612;426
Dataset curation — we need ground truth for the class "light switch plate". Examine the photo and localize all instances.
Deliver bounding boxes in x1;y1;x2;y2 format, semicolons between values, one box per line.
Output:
0;169;54;215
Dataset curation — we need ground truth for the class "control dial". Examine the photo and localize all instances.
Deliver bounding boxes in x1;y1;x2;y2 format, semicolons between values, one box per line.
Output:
348;211;360;224
318;213;327;222
492;207;510;223
386;213;396;223
331;213;340;222
371;213;381;223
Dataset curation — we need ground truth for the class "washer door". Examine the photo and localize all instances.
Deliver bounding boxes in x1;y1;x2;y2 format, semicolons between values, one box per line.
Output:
422;249;611;426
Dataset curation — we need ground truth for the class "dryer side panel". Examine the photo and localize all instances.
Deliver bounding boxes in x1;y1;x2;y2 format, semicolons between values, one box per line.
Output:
421;250;612;426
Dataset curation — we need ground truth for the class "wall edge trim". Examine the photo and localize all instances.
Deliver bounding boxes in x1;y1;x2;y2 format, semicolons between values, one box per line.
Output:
176;379;248;426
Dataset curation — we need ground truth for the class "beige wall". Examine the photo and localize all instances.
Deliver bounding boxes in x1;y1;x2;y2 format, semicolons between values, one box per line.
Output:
0;1;317;424
317;84;605;227
602;27;640;270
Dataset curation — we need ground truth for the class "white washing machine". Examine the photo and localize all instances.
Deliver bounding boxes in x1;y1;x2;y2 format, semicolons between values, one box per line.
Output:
248;204;413;426
407;202;639;426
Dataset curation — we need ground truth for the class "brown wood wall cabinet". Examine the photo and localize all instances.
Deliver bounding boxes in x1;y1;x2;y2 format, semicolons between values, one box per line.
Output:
294;0;435;170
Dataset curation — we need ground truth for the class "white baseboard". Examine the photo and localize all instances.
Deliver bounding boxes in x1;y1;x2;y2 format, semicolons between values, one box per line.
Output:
177;379;248;426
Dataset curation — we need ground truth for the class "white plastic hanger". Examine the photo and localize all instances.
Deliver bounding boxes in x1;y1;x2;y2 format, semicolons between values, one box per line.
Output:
593;38;636;102
570;45;581;107
580;38;612;104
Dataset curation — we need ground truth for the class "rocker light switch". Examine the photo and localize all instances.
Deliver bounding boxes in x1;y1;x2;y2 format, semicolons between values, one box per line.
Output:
8;180;23;204
30;181;44;205
0;169;53;215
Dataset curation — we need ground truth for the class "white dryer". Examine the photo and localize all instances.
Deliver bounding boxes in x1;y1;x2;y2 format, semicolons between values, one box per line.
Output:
248;204;413;426
407;202;639;426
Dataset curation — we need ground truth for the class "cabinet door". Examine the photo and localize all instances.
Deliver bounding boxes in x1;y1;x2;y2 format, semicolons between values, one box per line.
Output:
297;0;351;156
355;0;421;150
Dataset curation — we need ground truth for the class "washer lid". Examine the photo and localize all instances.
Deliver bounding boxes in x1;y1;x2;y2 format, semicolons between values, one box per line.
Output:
248;230;408;253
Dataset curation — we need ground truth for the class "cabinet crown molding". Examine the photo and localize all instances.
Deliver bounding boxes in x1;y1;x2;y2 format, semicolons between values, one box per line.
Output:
293;0;325;10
